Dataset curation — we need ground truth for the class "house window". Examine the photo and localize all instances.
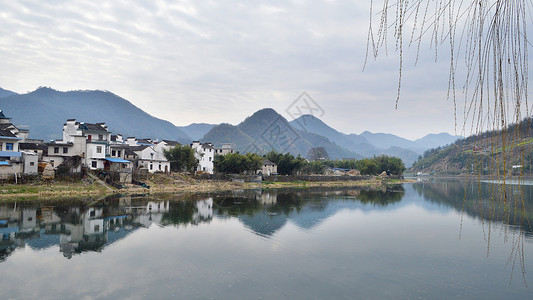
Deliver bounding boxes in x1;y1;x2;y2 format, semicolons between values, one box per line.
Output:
209;157;212;161
90;210;96;217
159;164;161;170
54;147;59;153
150;164;153;170
97;146;102;153
30;162;35;166
6;143;13;151
112;150;116;156
87;135;92;140
150;153;154;160
94;225;100;232
117;150;121;157
0;142;3;150
92;161;97;168
63;147;68;154
98;134;103;140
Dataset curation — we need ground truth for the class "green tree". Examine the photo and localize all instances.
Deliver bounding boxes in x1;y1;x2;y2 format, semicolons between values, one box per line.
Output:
163;145;198;172
214;152;263;174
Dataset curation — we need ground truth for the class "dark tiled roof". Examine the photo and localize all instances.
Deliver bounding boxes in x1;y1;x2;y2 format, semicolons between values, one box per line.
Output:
124;148;137;156
110;144;130;149
162;140;180;146
129;145;150;152
19;143;48;151
202;143;214;149
80;123;108;132
137;139;153;144
0;110;9;119
0;129;17;137
0;123;14;130
263;159;276;166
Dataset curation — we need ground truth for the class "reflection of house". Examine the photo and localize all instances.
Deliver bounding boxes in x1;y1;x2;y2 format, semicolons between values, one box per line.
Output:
193;198;213;223
191;141;214;174
259;192;277;206
1;199;173;261
136;201;170;226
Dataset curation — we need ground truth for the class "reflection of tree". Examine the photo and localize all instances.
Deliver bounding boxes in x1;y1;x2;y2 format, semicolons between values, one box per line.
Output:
355;187;405;206
412;180;533;235
413;179;533;285
161;201;197;226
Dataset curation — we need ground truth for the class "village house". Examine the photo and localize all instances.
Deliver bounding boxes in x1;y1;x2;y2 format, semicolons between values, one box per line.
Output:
0;129;23;177
0;111;41;177
45;119;112;170
215;143;235;155
191;141;214;174
122;137;170;173
41;120;135;179
259;159;278;176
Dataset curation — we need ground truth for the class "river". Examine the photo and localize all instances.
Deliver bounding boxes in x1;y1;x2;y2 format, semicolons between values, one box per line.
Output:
0;180;532;299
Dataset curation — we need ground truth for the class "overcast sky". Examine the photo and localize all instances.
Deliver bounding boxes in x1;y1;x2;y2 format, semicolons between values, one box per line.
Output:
0;0;474;140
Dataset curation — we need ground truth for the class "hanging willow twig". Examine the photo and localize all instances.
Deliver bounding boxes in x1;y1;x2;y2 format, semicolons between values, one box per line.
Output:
367;0;532;284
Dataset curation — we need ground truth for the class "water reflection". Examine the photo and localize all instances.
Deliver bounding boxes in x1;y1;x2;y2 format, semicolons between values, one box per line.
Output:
1;183;533;299
412;179;533;235
1;186;405;262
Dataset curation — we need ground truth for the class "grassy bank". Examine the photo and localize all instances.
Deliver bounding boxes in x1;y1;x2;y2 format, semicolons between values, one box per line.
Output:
0;173;413;201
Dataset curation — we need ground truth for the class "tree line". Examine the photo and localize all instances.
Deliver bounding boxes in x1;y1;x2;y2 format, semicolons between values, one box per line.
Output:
164;145;405;176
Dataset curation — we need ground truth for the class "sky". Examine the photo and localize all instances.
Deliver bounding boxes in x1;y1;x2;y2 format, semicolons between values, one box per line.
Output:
0;0;479;140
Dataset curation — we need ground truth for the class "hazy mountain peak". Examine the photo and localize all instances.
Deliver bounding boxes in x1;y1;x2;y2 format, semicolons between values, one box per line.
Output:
0;87;18;98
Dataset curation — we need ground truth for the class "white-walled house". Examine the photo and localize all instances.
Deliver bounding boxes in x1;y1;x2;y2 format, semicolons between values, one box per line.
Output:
45;119;112;170
215;143;235;155
0;111;40;177
259;159;278;176
21;151;38;174
130;145;170;173
191;141;214;174
0;129;23;178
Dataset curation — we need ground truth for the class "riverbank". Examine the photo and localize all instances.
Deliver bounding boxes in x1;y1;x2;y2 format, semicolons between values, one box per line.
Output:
0;173;414;201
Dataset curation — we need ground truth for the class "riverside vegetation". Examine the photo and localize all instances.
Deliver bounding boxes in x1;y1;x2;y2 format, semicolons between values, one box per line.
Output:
0;150;406;201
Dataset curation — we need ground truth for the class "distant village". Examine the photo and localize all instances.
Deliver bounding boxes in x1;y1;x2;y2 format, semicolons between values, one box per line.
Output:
0;110;278;184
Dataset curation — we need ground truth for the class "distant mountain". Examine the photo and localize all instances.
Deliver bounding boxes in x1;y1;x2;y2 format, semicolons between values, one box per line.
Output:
202;108;362;160
0;87;191;142
290;114;460;166
359;131;417;150
414;132;460;149
178;123;216;141
290;115;380;156
202;123;254;147
0;88;18;98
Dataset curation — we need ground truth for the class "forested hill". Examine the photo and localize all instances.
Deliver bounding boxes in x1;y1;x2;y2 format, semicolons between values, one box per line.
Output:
410;118;533;175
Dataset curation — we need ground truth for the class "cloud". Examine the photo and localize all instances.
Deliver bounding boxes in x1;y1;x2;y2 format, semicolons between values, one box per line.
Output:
0;0;486;139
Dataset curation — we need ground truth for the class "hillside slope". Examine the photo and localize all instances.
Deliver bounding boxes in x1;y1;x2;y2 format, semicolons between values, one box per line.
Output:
411;119;533;175
0;87;191;142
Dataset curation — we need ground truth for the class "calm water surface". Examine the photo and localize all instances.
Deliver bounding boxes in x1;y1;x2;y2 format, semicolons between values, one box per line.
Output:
1;181;533;299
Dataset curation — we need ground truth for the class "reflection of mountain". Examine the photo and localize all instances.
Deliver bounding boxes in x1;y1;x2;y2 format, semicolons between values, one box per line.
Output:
412;179;533;234
226;187;405;237
239;212;287;237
